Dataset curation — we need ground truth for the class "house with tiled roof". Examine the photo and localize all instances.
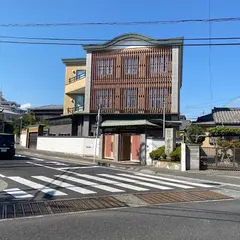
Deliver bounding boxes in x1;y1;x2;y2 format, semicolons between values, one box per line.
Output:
28;105;63;122
195;107;240;127
194;107;240;147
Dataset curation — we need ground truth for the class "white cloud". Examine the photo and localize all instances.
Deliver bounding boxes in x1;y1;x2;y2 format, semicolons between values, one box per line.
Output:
20;103;32;109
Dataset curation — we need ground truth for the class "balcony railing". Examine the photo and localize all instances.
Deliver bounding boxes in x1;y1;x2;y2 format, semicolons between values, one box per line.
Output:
68;72;86;84
67;105;84;114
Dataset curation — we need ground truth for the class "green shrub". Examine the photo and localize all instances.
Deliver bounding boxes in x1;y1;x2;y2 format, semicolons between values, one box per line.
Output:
149;146;166;160
185;125;205;144
169;146;181;161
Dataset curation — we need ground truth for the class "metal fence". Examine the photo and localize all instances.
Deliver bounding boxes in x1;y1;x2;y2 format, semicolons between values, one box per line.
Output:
200;147;240;170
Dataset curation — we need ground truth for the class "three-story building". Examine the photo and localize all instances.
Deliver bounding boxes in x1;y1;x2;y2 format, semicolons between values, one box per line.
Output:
49;33;183;162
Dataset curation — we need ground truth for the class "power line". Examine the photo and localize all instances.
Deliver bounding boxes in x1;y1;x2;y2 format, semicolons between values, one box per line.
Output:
2;35;240;42
1;40;240;47
1;17;240;27
208;0;214;101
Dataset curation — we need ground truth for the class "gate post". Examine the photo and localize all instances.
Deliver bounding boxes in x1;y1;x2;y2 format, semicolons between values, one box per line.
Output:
181;143;187;171
233;147;236;169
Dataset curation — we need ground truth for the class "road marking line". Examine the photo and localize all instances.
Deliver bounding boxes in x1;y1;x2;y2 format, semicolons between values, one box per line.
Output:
135;173;214;188
8;176;67;196
75;174;149;191
4;188;33;199
55;175;125;193
46;161;68;166
117;173;194;189
0;174;6;178
31;157;44;162
32;176;96;195
98;174;172;190
58;166;99;170
26;161;57;170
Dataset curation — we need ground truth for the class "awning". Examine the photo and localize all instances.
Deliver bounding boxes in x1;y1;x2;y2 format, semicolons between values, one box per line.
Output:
66;87;85;95
101;120;159;128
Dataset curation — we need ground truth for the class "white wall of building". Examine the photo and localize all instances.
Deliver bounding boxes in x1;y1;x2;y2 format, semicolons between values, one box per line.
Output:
146;138;182;163
37;137;99;157
20;134;27;147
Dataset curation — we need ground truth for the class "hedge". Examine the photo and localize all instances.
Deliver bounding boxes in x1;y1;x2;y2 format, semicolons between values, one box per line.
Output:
149;145;181;162
208;126;240;136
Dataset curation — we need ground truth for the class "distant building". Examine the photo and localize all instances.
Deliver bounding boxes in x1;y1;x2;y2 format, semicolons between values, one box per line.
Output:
179;115;191;136
0;91;25;133
28;105;63;122
0;91;25;121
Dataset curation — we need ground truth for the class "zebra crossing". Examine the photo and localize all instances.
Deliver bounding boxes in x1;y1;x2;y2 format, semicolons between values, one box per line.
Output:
1;172;216;200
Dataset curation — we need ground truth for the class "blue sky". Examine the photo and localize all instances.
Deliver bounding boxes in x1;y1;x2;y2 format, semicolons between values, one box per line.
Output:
1;0;240;119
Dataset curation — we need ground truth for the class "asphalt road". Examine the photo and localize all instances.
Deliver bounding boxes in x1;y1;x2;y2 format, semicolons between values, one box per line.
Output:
0;155;218;203
0;200;239;240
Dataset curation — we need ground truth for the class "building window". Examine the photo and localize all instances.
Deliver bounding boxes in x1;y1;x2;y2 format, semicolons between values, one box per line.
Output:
149;88;168;109
149;56;168;73
96;90;113;108
76;70;86;80
123;89;137;108
124;57;138;75
96;59;113;77
75;95;84;111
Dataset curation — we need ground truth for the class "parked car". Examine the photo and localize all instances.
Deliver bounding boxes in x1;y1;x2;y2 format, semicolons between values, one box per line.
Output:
0;133;15;159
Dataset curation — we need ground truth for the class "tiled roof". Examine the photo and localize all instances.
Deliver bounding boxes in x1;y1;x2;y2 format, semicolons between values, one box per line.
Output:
196;107;240;125
213;108;240;124
179;120;191;131
30;105;63;110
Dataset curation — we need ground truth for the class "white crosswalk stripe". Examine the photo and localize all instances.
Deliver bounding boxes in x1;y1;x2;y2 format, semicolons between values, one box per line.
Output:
4;188;33;199
68;174;149;191
98;174;172;190
3;171;215;200
117;174;194;189
32;176;96;195
8;176;67;196
55;175;125;193
134;173;214;188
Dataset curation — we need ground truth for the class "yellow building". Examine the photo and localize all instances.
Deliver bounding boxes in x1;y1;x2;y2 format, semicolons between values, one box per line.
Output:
62;58;86;115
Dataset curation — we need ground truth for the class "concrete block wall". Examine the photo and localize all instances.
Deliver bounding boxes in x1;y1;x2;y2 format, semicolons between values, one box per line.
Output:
37;136;99;157
20;134;27;147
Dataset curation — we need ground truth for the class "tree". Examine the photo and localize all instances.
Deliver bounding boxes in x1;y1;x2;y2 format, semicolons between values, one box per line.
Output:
9;112;39;135
185;125;205;144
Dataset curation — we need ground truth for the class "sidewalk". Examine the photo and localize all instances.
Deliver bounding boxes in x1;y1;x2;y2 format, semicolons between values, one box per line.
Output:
16;147;240;187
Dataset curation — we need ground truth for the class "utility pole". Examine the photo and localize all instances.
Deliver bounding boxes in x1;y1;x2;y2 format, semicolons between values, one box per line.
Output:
19;116;23;135
162;98;166;139
93;104;102;163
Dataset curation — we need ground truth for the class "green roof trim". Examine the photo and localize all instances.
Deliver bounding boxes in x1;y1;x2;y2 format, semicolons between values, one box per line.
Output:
100;119;159;128
62;58;86;66
82;33;184;51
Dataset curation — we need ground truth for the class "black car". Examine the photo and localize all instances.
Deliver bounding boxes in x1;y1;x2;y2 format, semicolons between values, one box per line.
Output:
0;133;15;159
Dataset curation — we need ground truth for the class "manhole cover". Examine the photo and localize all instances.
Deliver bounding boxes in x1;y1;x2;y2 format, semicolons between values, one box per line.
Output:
135;190;232;205
0;196;127;220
